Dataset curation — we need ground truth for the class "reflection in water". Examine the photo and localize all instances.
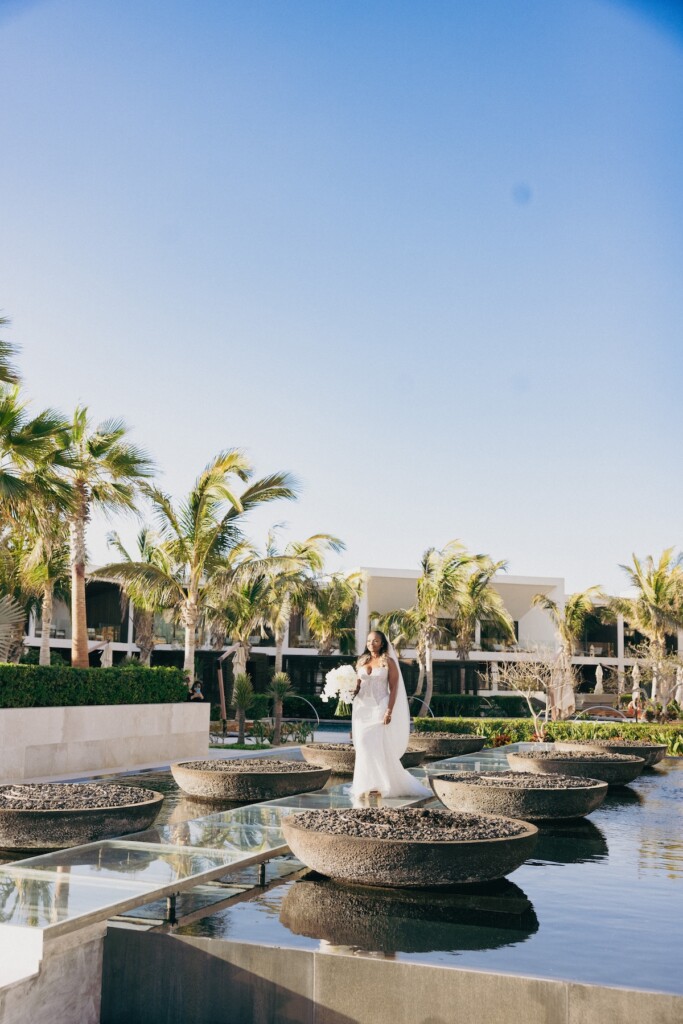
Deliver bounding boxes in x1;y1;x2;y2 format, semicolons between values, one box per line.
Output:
279;873;538;954
601;787;643;812
532;819;608;865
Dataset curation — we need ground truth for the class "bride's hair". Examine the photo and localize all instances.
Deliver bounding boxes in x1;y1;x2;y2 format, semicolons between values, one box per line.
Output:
357;629;389;668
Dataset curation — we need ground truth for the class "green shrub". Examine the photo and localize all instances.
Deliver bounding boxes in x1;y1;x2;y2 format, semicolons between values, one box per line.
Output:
0;664;187;707
426;694;537;718
412;716;683;755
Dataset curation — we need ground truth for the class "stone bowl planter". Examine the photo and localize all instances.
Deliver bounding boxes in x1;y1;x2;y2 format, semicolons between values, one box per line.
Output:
407;733;486;761
431;770;608;821
506;750;645;787
171;759;330;802
281;807;538;887
554;740;667;768
301;743;426;775
0;783;164;851
280;874;538;953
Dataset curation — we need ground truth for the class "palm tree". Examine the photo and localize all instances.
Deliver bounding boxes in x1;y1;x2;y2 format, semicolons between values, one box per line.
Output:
261;531;345;672
65;407;154;668
268;671;295;746
617;550;683;660
96;450;296;678
374;605;429;701
19;513;71;666
304;572;364;655
532;586;605;662
106;527;168;665
451;558;515;691
0;315;20;385
614;549;683;703
532;585;603;718
231;672;254;745
0;594;26;663
207;572;270;677
0;385;71;515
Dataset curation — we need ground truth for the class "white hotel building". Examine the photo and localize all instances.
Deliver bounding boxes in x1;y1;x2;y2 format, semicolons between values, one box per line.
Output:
24;566;676;700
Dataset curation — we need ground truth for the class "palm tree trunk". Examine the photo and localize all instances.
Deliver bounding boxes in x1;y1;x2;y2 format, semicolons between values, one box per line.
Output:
135;608;154;666
183;599;198;681
420;643;434;716
273;699;283;745
274;626;285;673
39;583;54;667
69;487;89;669
414;658;425;697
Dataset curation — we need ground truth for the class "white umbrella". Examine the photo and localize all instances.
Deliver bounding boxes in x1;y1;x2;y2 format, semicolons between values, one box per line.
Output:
631;664;641;706
651;664;659;703
100;642;113;668
594;664;604;695
490;662;499;692
674;667;683;707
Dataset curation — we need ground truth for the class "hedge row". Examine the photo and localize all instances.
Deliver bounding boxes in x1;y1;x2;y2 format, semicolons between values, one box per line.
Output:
425;694;537;718
412;716;683;756
0;664;188;707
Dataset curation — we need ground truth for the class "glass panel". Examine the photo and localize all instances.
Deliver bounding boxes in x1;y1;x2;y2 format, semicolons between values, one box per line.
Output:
0;869;157;930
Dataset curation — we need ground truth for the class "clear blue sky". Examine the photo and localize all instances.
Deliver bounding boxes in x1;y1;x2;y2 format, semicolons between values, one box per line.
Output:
1;0;682;594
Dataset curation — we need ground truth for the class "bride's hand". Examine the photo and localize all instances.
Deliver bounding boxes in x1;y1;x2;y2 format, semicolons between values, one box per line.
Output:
383;710;392;725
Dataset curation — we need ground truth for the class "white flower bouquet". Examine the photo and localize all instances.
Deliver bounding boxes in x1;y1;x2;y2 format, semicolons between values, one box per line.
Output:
321;664;358;716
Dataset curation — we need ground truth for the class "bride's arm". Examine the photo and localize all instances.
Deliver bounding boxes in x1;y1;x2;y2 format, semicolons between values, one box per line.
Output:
384;659;398;725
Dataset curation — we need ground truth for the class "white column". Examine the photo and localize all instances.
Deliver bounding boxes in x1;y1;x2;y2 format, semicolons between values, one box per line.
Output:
474;620;481;647
355;592;369;655
677;629;683;655
28;611;36;639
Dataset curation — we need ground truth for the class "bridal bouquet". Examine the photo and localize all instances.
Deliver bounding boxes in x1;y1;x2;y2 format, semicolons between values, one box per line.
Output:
321;664;358;716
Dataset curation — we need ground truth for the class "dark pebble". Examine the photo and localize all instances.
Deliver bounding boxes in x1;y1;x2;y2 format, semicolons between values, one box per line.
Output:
432;771;602;790
182;759;321;773
292;807;528;841
0;783;158;811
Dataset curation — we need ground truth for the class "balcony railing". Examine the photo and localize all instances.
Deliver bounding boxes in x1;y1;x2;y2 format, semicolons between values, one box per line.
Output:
574;642;615;657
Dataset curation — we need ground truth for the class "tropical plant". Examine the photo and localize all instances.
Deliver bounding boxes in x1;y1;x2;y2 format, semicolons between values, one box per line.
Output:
260;531;345;671
0;385;71;517
451;558;514;659
532;585;603;718
65;407;154;668
0;594;26;663
304;572;364;655
96;450;296;679
18;511;70;666
231;672;255;745
267;671;295;746
0;314;20;386
106;527;168;665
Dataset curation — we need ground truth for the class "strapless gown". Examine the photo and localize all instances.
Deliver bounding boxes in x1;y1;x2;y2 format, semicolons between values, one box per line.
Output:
350;664;431;799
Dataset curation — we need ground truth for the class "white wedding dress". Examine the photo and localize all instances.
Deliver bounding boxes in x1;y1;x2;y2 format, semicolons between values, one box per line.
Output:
350;659;432;799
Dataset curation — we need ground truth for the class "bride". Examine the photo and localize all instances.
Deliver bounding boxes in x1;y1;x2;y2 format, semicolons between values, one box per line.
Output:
350;630;432;800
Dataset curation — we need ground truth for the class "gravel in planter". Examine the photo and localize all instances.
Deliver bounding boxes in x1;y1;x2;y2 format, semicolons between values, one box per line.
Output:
0;783;159;810
432;771;602;790
291;807;529;841
554;739;667;767
171;759;331;801
411;732;481;740
0;783;164;851
304;743;355;751
179;759;321;773
430;770;609;820
519;751;637;762
507;749;644;787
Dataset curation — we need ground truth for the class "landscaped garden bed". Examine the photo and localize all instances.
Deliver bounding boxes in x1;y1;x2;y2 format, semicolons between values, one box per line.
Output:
554;739;667;767
406;732;485;760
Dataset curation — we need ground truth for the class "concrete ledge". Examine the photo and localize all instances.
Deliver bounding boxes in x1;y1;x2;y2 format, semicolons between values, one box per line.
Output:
0;704;209;783
100;928;683;1024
